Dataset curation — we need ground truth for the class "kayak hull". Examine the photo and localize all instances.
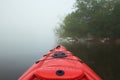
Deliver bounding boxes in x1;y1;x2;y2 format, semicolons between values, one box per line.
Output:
19;45;102;80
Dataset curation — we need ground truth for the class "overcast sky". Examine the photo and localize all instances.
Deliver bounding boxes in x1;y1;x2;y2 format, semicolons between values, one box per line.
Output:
0;0;75;48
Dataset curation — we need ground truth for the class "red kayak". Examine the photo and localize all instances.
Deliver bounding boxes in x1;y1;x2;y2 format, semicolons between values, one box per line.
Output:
19;45;102;80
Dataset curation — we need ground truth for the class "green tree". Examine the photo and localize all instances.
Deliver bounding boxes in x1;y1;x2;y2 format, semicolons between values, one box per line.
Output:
55;0;120;41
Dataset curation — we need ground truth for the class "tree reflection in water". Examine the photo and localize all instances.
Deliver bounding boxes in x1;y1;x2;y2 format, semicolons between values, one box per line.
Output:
60;42;120;80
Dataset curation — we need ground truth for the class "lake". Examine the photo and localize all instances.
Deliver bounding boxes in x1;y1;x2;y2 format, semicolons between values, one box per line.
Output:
0;34;56;80
0;37;120;80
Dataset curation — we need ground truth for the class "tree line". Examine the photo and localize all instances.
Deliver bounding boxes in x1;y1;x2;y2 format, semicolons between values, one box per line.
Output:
55;0;120;42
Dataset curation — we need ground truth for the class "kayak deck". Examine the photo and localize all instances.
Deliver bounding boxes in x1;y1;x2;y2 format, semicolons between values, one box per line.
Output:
19;45;102;80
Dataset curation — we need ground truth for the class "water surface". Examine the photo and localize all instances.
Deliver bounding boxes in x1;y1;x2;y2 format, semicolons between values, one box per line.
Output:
62;43;120;80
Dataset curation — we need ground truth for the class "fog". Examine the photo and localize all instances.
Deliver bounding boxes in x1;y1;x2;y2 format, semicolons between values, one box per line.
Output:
0;0;74;80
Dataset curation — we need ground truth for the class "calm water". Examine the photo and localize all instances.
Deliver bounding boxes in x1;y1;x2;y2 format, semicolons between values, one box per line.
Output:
0;38;56;80
62;43;120;80
0;39;120;80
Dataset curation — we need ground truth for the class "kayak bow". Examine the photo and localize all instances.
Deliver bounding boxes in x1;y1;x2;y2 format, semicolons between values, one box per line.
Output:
19;45;102;80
